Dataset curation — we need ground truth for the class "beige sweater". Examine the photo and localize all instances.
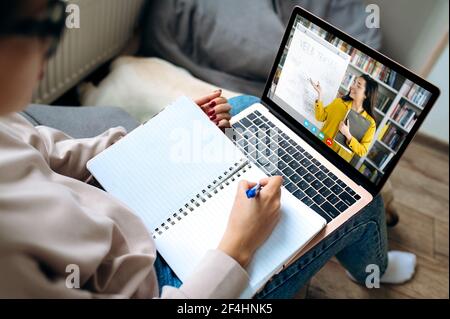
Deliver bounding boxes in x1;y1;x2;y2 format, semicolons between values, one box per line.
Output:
0;114;249;299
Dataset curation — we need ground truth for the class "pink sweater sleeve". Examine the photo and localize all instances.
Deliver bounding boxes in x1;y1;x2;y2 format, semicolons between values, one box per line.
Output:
34;125;127;181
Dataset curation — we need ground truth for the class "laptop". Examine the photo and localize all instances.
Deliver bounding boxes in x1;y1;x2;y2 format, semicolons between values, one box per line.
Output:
229;6;440;264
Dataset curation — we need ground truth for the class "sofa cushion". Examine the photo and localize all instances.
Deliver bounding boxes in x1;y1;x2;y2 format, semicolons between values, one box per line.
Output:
21;105;140;138
141;0;284;96
140;0;382;96
80;57;240;123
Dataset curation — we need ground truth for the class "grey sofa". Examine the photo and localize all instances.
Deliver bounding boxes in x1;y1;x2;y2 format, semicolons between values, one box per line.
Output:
140;0;382;96
21;105;139;138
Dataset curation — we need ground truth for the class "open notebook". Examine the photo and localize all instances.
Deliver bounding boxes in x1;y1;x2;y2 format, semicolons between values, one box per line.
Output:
87;96;326;298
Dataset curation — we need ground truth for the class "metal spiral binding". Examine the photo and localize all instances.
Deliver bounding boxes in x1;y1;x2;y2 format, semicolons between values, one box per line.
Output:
152;160;251;239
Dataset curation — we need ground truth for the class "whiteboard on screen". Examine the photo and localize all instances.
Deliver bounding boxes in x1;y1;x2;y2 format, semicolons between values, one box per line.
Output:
275;25;350;129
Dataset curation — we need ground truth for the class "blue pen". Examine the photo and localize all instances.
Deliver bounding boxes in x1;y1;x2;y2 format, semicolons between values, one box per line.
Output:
246;183;262;199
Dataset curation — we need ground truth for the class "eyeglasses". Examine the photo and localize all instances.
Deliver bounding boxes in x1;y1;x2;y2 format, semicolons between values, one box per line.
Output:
0;0;67;58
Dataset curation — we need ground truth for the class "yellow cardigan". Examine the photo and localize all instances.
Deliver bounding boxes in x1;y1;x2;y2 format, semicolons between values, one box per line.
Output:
315;98;377;162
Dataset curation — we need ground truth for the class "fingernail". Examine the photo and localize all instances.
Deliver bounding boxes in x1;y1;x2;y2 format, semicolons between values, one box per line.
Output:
215;89;222;94
207;110;216;116
209;101;216;108
210;115;217;121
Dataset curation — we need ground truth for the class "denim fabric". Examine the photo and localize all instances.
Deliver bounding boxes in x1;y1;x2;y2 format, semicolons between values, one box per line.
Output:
229;95;262;117
254;195;388;299
154;95;389;298
154;253;182;294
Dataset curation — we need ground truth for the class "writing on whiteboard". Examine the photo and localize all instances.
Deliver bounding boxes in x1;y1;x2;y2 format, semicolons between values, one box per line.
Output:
275;25;350;129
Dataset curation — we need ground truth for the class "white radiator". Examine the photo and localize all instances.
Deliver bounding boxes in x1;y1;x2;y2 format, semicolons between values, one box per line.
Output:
33;0;145;104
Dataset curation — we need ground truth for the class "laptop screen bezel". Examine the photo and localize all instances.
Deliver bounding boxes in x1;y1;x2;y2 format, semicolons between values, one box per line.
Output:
261;6;441;196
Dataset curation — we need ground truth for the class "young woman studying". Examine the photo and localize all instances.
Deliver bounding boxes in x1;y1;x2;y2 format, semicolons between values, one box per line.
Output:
310;74;378;163
0;0;416;299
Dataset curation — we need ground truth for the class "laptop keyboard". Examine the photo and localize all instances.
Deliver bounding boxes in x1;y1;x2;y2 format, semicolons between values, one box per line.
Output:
230;110;362;223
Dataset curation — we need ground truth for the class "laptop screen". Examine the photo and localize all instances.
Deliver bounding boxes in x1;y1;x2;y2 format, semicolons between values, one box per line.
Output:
265;12;439;188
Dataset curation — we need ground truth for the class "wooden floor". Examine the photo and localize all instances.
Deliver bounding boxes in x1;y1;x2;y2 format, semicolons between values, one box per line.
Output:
305;137;449;299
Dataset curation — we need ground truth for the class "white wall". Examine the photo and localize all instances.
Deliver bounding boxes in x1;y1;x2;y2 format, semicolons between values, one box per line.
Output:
370;0;448;72
408;0;449;73
421;44;449;143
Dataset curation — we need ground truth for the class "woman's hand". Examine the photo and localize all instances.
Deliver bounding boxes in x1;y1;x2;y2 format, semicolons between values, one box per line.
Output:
195;90;232;129
339;119;353;142
218;176;283;268
309;78;322;100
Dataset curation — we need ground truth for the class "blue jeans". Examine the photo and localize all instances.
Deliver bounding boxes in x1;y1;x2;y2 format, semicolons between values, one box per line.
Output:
155;95;389;298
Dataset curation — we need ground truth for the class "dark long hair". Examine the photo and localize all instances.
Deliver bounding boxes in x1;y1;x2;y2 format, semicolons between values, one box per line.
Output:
0;2;23;32
342;74;378;119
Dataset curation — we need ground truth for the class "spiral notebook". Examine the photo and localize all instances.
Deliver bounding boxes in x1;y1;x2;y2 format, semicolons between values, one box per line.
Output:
87;96;326;298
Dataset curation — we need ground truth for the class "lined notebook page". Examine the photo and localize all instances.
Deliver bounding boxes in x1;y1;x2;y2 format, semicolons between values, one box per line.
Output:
156;164;326;298
87;96;246;232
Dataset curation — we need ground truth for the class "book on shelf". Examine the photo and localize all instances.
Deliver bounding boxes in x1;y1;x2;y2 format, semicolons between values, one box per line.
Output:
405;116;417;131
378;123;391;141
390;101;418;129
375;94;393;113
359;163;371;177
400;79;414;96
359;163;380;183
381;125;406;151
379;153;395;171
367;148;384;167
349;50;397;88
401;80;431;107
341;72;357;90
307;23;327;38
387;69;397;87
370;170;380;183
367;147;393;172
400;109;416;128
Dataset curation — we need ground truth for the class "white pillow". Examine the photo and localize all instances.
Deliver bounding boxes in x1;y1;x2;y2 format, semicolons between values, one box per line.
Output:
79;56;240;123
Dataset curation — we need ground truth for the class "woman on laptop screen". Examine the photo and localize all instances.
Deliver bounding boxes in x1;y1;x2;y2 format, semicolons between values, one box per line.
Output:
311;74;378;162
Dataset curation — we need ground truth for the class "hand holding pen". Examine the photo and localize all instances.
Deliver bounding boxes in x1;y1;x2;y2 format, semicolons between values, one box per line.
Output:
246;183;262;199
218;176;283;268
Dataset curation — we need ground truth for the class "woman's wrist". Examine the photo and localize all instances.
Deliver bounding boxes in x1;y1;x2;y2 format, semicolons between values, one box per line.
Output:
346;134;353;144
218;238;252;268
